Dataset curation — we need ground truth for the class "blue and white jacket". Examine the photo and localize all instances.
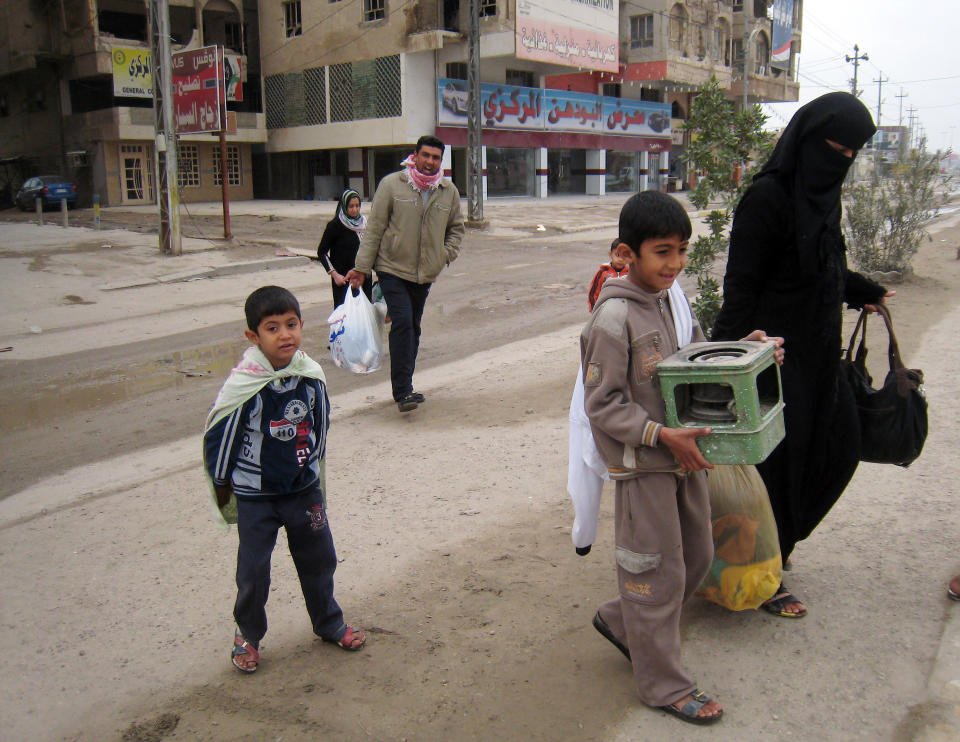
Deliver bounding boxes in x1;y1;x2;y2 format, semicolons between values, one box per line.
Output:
203;375;329;498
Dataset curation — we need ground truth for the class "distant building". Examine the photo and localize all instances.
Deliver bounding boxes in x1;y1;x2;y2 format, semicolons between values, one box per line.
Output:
256;0;802;199
0;0;266;207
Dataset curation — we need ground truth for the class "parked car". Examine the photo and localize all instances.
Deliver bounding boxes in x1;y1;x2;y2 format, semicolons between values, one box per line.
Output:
441;81;468;116
15;175;78;210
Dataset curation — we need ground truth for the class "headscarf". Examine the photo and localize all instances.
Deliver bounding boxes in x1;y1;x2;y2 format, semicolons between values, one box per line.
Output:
402;153;443;191
336;189;365;236
754;92;876;272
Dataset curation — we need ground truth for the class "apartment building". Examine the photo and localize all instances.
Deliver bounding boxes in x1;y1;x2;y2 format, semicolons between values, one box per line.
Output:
257;0;801;200
0;0;266;207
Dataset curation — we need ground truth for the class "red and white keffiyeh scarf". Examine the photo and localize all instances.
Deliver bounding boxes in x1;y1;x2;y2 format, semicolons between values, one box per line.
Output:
402;154;442;191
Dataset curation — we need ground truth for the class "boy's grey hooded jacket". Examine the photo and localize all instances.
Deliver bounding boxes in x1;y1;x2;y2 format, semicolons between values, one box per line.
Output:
580;277;705;479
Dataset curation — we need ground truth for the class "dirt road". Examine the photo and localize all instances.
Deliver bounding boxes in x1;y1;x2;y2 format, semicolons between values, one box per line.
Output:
1;198;959;741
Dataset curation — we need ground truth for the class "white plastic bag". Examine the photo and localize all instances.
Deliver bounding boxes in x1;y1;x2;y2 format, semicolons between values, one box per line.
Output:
327;289;383;374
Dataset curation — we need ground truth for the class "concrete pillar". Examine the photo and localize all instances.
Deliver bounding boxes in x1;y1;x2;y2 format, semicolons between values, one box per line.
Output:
586;149;606;196
659;151;670;192
639;150;650;192
347;148;364;197
535;147;548;198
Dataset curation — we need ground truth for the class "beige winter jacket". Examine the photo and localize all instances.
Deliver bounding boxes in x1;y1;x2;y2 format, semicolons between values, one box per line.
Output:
353;170;465;284
580;277;705;479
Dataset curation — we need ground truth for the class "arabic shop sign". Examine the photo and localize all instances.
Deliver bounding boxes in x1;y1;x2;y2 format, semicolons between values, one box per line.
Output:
437;79;671;138
172;46;221;134
515;0;619;74
112;47;153;98
111;45;242;103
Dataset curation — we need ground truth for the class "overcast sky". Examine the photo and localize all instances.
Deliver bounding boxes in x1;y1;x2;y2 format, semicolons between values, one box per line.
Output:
763;0;957;153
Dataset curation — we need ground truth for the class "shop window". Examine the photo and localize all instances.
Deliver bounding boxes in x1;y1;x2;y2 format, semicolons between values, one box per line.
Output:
606;151;639;193
284;1;302;37
486;147;534;197
505;69;534;88
214;145;242;187
630;14;654;48
446;62;467;81
178;144;200;188
364;0;385;22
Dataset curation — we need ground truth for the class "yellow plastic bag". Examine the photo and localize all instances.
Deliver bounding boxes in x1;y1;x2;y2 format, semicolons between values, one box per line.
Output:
695;464;782;611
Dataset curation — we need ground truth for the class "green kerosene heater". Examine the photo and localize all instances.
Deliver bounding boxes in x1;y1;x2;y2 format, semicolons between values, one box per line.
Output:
656;341;785;465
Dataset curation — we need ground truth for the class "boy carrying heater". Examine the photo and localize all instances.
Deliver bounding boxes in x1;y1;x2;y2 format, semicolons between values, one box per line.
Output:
203;285;365;674
579;191;782;724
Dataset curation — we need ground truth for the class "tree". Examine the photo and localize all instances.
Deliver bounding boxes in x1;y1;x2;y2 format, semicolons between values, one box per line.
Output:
843;140;952;275
681;77;773;333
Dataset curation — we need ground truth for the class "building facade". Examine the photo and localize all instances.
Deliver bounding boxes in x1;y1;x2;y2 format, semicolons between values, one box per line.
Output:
0;0;266;207
256;0;802;200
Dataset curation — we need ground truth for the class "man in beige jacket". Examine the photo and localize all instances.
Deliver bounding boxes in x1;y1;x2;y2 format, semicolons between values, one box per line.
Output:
347;135;464;412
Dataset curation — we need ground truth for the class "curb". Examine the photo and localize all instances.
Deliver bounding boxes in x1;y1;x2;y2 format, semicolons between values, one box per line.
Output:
102;255;311;291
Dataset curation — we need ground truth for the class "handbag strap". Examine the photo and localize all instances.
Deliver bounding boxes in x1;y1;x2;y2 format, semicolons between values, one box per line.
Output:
872;304;906;373
844;308;869;363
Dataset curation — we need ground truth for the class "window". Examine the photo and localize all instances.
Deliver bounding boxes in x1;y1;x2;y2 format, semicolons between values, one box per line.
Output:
363;0;385;22
505;69;534;88
284;1;302;37
225;22;243;53
480;0;496;16
630;14;654;48
602;83;621;98
177;143;200;188
446;62;467;81
214;145;242;187
754;34;769;75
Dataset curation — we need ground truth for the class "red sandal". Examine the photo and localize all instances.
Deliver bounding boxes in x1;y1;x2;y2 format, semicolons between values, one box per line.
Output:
323;625;366;651
232;629;260;673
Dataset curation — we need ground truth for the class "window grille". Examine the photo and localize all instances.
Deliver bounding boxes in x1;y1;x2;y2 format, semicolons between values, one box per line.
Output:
284;1;302;37
303;67;327;125
178;143;200;187
630;14;653;48
330;55;401;122
214;145;242;186
363;0;385;22
480;0;495;16
505;69;534;88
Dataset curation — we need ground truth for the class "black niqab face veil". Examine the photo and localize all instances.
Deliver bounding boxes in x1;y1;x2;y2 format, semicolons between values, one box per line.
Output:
755;92;876;272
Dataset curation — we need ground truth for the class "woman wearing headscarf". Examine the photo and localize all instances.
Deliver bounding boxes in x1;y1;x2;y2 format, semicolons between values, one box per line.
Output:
317;189;372;307
711;92;890;617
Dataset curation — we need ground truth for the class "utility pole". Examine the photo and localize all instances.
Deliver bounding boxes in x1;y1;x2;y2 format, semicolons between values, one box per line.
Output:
907;106;918;151
873;74;887;127
845;44;868;98
895;88;908;126
147;0;181;255
465;0;484;226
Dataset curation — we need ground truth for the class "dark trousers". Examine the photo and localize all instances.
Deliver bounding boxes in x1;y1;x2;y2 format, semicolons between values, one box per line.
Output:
234;485;346;645
330;279;372;311
377;272;431;401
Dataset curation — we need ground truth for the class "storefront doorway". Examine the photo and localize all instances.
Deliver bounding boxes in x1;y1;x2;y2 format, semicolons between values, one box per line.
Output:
119;144;154;204
486;147;534;197
547;149;585;194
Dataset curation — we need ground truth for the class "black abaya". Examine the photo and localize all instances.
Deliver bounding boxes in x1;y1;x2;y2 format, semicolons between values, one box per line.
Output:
711;92;885;560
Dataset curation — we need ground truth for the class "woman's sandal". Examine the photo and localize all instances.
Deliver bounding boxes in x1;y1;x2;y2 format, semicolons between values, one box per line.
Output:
323;625;366;651
657;690;724;725
232;630;260;673
762;584;807;618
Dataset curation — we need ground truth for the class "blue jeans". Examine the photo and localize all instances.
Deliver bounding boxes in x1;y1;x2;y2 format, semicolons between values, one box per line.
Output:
377;272;431;401
234;484;346;645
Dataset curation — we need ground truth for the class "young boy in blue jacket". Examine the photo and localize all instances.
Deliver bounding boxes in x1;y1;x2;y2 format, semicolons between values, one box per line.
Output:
204;285;365;673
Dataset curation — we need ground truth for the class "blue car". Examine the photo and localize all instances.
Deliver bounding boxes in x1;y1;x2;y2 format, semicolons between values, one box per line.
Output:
15;175;78;210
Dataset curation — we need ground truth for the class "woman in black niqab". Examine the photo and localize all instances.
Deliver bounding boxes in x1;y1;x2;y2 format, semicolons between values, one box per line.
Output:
711;92;887;617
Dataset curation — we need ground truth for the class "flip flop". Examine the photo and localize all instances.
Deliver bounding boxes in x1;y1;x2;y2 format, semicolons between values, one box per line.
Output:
657;689;723;725
762;584;807;618
323;625;366;651
592;612;631;661
232;630;260;673
948;588;960;602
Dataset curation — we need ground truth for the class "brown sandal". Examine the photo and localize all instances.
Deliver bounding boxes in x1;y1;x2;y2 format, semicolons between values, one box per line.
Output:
232;630;260;673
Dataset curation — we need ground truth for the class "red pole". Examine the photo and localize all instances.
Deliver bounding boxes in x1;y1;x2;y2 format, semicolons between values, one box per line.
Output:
218;47;231;240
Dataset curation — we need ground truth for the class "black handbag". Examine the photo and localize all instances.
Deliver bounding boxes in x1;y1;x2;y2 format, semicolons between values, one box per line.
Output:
842;304;927;467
